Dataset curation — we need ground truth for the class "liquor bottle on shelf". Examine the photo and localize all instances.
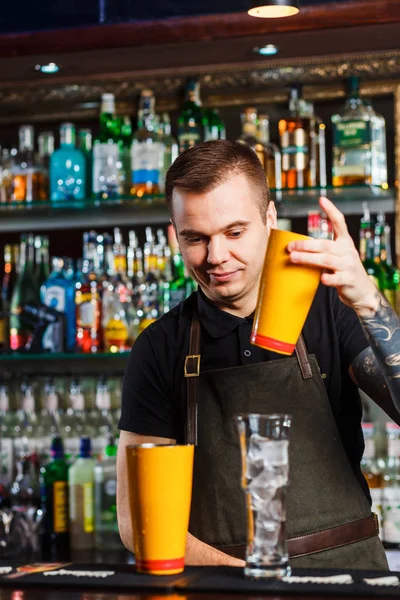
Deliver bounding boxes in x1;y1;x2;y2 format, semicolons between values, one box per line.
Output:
94;433;121;550
10;234;39;351
360;422;384;535
68;437;95;550
10;451;41;514
377;216;399;311
0;148;14;204
0;384;15;485
383;422;400;548
258;113;282;191
167;224;197;309
278;85;326;189
120;116;133;195
131;89;163;198
61;379;94;460
178;78;204;153
363;232;383;291
0;244;19;352
237;108;282;191
78;129;93;200
13;382;39;458
93;93;123;199
41;257;76;353
158;113;178;194
11;125;48;203
50;123;86;202
35;235;50;290
358;203;374;263
75;259;101;354
203;107;226;142
38;131;55;172
40;435;70;556
332;76;388;188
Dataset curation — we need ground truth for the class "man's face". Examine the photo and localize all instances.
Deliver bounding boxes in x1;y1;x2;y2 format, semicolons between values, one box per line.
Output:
172;173;276;309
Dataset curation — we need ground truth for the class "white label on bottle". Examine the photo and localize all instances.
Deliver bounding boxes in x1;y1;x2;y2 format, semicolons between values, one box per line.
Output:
0;395;9;412
333;165;366;177
93;143;120;194
96;391;111;410
363;438;375;460
388;439;400;459
43;285;66;312
383;487;400;543
64;437;81;458
79;301;95;328
71;394;85;411
46;393;59;411
131;142;163;185
105;479;117;496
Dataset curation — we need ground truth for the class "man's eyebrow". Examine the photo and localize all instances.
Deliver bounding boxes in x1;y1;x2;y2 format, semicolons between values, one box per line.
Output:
179;221;250;237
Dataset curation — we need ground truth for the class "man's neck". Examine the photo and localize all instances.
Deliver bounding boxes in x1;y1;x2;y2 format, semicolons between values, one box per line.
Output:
199;288;258;319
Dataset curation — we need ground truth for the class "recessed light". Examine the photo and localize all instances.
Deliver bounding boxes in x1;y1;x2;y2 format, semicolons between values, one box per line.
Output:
254;44;279;56
35;62;60;74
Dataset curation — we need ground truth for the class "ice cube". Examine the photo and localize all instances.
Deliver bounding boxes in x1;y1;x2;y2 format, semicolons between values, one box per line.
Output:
260;440;288;467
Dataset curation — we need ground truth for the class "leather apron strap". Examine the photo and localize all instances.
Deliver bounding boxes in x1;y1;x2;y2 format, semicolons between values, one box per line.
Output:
184;309;313;445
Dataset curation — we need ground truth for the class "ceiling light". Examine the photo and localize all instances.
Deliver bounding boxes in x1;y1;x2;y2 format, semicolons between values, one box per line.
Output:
35;62;60;74
254;44;279;56
248;0;299;18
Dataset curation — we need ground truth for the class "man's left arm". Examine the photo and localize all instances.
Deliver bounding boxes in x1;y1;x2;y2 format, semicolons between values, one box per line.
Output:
288;196;400;417
349;291;400;420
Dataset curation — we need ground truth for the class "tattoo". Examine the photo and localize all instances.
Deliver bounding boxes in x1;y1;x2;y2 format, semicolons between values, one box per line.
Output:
357;292;400;409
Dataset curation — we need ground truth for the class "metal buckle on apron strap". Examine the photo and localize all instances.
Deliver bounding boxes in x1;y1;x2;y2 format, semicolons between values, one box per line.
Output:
288;513;380;559
184;354;201;377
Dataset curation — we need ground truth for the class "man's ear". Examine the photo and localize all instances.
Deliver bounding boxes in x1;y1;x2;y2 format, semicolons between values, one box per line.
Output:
266;201;278;237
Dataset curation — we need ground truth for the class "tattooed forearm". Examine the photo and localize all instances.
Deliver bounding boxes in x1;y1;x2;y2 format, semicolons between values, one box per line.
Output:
358;291;400;407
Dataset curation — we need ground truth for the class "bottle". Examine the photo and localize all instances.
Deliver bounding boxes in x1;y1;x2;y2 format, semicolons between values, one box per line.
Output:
332;77;388;188
38;131;55;172
94;433;121;550
380;219;399;311
68;437;96;550
278;85;326;189
178;79;204;153
119;116;132;195
78;129;93;199
131;90;163;198
41;257;76;353
13;382;39;459
93;377;114;456
10;234;39;351
363;230;383;291
93;93;123;199
158;113;178;195
0;384;15;485
10;451;41;513
50;123;86;201
258;113;282;190
75;260;101;354
0;148;14;204
61;380;94;461
0;244;19;352
11;125;48;203
35;235;50;290
358;203;374;263
383;422;400;548
40;435;70;555
203;107;226;142
167;225;196;309
361;422;384;536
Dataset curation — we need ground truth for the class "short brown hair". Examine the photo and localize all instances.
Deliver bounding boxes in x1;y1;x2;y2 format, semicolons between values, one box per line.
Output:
165;140;271;222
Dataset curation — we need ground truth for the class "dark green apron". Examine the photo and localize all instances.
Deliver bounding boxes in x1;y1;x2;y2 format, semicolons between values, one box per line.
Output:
185;311;388;570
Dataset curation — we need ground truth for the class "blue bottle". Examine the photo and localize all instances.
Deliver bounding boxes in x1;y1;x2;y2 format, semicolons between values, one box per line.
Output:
50;123;86;201
41;257;76;352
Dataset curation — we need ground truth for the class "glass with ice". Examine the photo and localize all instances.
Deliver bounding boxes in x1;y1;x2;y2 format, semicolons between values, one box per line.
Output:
236;413;291;579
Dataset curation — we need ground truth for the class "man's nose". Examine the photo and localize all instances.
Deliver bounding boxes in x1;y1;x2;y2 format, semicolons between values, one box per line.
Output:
207;238;229;265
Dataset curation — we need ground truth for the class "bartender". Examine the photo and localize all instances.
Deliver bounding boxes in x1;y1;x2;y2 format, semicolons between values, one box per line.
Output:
117;140;400;570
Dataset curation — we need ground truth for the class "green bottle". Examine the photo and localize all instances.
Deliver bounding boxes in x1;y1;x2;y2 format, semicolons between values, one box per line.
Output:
68;437;96;550
94;434;121;550
35;235;50;290
93;94;123;199
40;435;70;554
381;220;399;311
178;79;204;153
169;253;197;309
9;234;39;351
204;107;226;141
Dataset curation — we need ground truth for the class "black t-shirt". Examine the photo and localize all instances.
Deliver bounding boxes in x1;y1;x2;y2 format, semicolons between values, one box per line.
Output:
119;283;371;500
